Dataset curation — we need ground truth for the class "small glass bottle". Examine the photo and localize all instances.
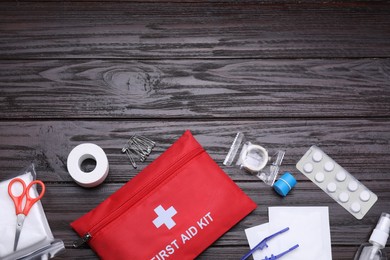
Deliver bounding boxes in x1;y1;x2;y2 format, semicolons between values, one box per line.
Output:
354;212;390;260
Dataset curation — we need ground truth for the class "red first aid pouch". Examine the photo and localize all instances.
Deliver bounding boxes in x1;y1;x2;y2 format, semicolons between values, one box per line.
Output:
71;130;257;259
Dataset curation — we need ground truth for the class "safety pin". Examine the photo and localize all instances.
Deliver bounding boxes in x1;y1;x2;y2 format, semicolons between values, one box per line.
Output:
122;146;137;169
129;146;147;162
122;135;155;169
133;135;155;148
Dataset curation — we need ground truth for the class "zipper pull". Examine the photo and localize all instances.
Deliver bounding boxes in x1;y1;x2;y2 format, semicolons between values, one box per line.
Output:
73;233;92;248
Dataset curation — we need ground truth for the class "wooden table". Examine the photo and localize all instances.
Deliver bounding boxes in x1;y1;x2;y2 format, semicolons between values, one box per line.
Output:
1;1;389;259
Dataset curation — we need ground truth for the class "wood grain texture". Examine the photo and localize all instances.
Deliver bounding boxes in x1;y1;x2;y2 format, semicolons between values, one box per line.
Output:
40;182;389;245
1;1;390;259
0;120;389;181
32;180;389;260
56;246;368;260
55;246;364;260
0;2;390;59
0;59;389;118
0;120;389;258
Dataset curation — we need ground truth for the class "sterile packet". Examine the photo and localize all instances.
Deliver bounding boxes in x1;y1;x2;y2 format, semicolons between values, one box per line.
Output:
223;132;285;186
0;164;65;260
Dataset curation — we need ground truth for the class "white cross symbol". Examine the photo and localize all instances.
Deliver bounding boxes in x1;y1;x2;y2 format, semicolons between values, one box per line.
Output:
152;205;177;230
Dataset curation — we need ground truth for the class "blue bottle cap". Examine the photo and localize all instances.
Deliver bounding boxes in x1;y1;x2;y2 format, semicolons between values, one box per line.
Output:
273;172;297;197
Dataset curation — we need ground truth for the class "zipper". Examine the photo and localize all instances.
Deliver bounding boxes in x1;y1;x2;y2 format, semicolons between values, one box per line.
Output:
73;146;204;248
73;233;91;248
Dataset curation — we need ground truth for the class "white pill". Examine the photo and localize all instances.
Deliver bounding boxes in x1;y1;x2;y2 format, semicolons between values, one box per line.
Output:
339;192;349;203
324;161;335;172
336;170;347;182
360;190;371;202
326;182;337;193
315;172;325;183
348;181;359;192
312;151;323;162
350;202;361;213
303;163;314;173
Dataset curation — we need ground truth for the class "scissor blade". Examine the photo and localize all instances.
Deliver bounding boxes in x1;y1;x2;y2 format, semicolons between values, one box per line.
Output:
13;229;21;251
13;214;25;251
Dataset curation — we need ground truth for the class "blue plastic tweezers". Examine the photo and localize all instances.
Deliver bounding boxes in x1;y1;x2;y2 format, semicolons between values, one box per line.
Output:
241;227;299;260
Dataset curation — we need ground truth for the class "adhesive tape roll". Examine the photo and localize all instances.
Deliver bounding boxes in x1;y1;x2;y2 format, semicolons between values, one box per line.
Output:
241;144;268;173
67;143;109;188
273;172;297;197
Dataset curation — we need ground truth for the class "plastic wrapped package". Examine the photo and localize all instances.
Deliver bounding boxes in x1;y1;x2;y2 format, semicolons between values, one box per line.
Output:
0;164;65;260
223;132;285;186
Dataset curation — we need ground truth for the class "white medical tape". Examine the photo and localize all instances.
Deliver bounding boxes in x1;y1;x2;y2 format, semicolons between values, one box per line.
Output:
66;143;109;188
240;144;268;173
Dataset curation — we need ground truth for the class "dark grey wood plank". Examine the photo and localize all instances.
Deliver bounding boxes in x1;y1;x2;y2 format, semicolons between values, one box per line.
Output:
40;182;389;256
0;2;389;59
56;245;370;260
0;119;389;182
199;245;387;260
42;183;390;244
1;1;389;259
8;0;387;2
1;120;387;256
1;59;389;118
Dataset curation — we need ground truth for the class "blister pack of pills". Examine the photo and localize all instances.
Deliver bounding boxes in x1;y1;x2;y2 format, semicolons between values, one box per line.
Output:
296;145;378;220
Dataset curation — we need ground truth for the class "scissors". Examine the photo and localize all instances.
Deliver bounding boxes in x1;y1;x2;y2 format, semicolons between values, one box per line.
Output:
8;178;46;251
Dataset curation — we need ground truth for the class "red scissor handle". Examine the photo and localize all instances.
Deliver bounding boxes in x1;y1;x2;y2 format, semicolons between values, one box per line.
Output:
8;178;46;216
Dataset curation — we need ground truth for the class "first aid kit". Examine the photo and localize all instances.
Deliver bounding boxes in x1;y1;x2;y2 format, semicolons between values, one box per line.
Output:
71;130;257;259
